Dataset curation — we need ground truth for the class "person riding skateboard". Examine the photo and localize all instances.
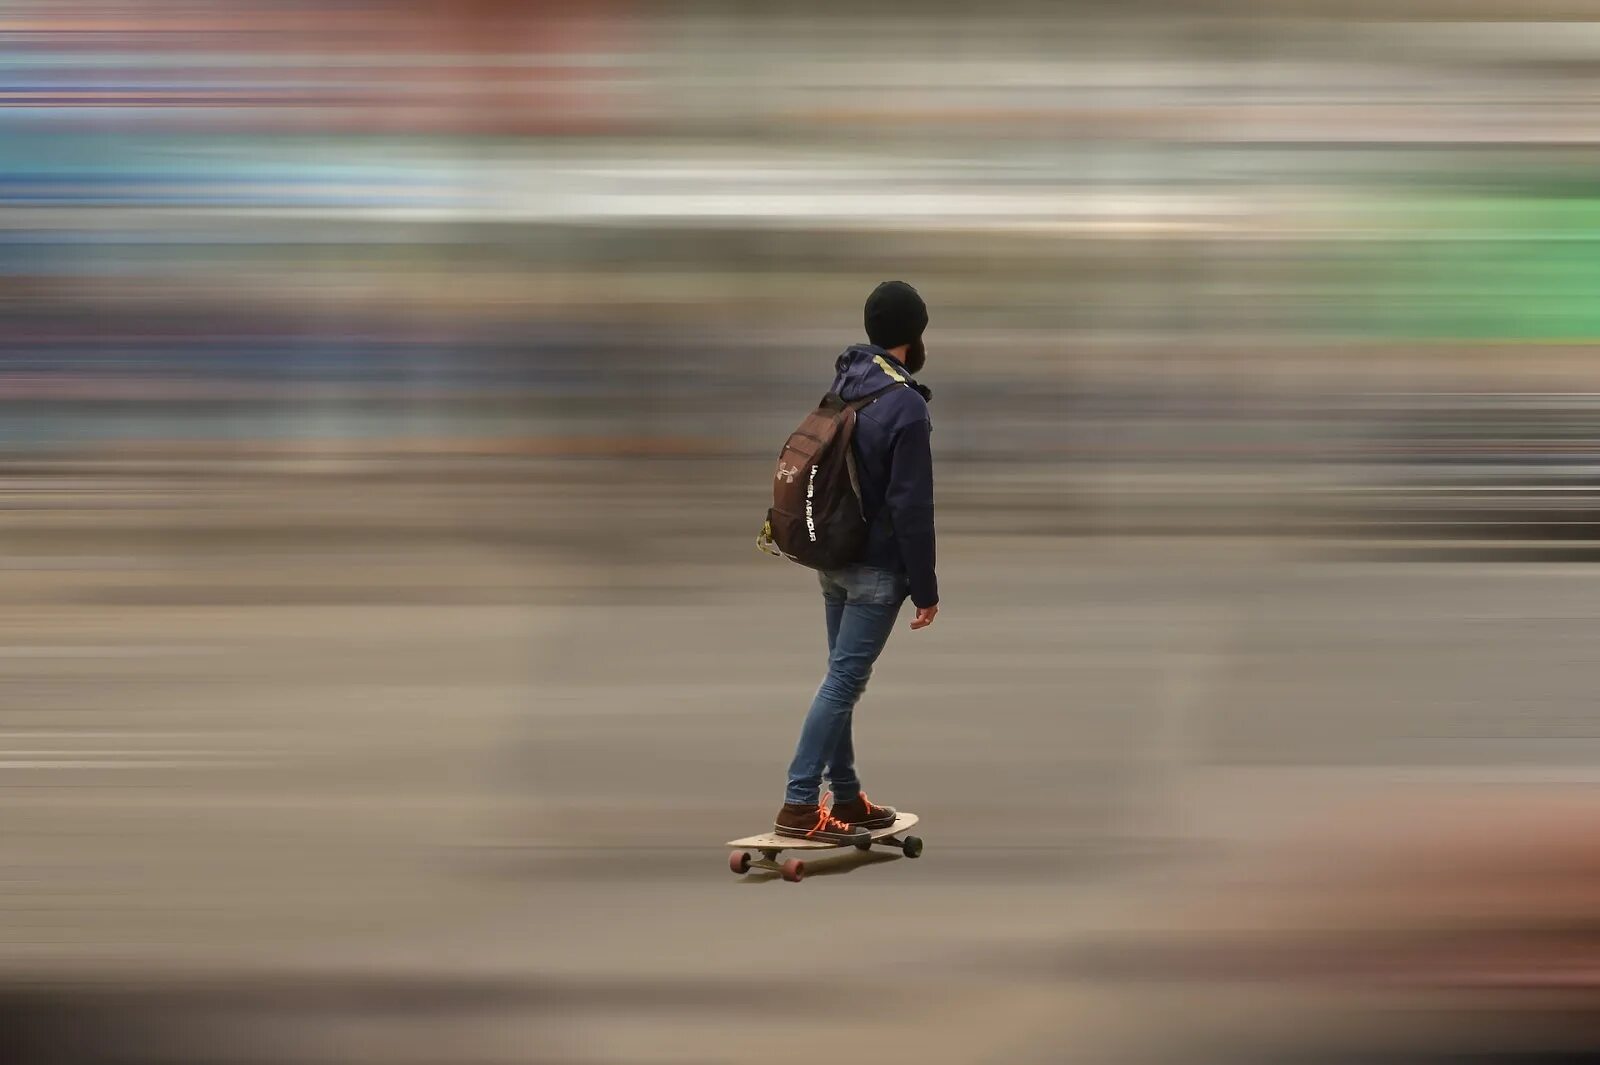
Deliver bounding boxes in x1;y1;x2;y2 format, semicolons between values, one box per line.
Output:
773;281;940;845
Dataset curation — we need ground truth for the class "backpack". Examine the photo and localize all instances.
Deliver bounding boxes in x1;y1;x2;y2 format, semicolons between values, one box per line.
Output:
757;383;901;570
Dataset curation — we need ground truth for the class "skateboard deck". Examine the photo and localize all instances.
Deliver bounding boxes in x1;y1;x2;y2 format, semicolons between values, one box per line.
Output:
727;813;921;882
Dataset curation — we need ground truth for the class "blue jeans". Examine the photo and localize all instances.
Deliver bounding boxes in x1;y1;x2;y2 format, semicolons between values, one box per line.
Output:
785;565;908;805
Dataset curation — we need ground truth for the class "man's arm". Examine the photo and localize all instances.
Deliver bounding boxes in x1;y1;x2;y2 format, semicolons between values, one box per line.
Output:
884;415;938;613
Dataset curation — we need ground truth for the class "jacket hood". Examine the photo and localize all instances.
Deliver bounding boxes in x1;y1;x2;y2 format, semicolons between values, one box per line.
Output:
832;344;930;404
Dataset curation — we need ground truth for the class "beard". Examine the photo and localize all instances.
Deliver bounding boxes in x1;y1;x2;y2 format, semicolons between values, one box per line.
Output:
905;337;927;375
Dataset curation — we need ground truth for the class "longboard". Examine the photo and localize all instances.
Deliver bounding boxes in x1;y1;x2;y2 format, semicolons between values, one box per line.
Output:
727;812;921;882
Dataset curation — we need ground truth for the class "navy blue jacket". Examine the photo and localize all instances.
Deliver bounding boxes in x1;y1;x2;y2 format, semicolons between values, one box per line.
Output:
830;344;938;608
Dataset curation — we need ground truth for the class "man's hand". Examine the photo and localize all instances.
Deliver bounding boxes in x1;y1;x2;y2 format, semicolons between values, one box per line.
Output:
910;604;939;630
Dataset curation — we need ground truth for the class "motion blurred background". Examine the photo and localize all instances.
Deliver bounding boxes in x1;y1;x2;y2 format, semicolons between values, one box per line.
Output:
6;1;1600;1062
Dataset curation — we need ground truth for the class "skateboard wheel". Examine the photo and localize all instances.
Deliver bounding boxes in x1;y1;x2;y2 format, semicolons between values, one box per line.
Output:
780;858;805;883
901;835;923;859
729;850;752;875
854;835;872;851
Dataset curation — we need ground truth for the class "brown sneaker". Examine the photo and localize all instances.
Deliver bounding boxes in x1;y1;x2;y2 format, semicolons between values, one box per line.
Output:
830;792;897;830
774;802;870;845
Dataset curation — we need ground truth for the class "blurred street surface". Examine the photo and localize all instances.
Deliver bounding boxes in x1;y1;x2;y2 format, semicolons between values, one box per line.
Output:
5;459;1600;1061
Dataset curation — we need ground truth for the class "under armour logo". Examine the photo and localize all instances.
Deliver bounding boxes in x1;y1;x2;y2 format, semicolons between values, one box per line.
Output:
776;463;799;484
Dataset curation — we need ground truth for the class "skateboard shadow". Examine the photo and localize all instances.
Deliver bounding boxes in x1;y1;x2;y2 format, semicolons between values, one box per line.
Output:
739;848;901;883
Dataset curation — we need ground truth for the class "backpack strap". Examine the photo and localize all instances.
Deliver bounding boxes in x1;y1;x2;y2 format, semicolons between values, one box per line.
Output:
819;382;902;412
845;383;905;412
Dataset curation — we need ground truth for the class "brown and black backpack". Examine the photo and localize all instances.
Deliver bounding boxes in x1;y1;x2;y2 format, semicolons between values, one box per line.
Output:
757;384;902;570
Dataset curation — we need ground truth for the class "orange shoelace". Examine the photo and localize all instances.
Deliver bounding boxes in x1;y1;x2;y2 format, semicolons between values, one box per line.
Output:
808;791;854;838
857;792;884;815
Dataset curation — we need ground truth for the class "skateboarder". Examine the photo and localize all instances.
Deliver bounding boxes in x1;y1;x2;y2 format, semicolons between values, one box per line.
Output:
774;281;940;844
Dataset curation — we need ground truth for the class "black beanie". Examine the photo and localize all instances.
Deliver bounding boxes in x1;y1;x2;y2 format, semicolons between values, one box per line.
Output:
864;281;928;350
